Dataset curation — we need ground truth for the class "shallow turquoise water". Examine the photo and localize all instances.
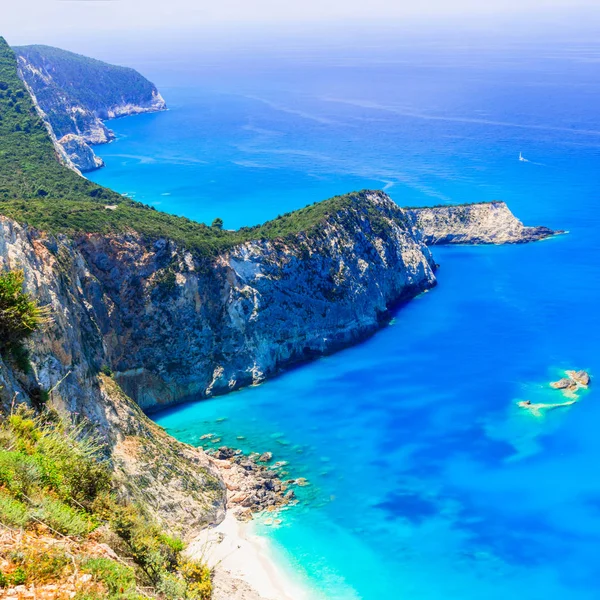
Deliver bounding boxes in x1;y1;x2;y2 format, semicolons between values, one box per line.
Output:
91;38;600;599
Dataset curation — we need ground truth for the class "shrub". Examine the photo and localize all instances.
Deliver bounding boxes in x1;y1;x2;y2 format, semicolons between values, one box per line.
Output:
0;449;41;498
34;495;94;536
33;420;111;509
180;560;212;600
0;270;49;371
0;492;30;528
81;557;136;595
10;545;70;584
157;572;187;598
10;566;26;585
111;504;182;584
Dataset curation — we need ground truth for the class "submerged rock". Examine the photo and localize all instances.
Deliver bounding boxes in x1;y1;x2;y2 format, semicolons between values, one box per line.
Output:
258;452;273;463
518;399;577;417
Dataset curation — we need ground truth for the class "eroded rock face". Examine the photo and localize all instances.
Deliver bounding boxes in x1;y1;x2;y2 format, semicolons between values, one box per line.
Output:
406;201;558;245
58;134;104;172
76;191;437;409
0;217;225;535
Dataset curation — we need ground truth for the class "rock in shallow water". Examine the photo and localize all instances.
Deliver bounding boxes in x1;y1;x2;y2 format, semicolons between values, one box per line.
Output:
208;447;301;518
550;378;578;391
566;370;591;387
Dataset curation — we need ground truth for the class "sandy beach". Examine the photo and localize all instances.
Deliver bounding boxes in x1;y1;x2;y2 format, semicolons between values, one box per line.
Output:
187;512;312;600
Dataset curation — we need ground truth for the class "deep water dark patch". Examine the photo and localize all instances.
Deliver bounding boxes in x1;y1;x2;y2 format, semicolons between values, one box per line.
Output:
373;491;438;523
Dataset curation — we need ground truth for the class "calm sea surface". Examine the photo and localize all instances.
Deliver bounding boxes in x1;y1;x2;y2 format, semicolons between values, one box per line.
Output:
90;36;600;599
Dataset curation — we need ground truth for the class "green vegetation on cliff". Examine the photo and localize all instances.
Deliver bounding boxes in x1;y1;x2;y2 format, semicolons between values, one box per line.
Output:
0;269;49;371
0;39;115;202
0;36;389;257
0;408;211;599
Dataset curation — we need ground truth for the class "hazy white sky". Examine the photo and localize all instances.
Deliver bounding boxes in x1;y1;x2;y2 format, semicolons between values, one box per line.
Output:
3;0;599;45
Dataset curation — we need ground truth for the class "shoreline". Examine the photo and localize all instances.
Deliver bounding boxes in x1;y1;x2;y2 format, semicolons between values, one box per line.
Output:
187;511;312;600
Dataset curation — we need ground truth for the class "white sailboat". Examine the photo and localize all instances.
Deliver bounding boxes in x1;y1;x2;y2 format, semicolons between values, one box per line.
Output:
519;152;527;162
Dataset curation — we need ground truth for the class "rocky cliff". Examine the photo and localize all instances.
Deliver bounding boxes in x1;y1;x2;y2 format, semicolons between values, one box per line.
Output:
58;133;105;172
78;191;437;409
0;216;226;535
0;187;557;421
407;201;556;244
0;190;436;399
0;189;441;528
15;44;166;172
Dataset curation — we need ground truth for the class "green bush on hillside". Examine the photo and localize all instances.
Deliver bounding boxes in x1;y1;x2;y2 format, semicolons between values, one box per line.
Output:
0;269;49;370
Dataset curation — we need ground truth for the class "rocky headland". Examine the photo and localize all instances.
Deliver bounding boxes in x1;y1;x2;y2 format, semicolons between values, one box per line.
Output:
15;44;166;173
407;201;558;244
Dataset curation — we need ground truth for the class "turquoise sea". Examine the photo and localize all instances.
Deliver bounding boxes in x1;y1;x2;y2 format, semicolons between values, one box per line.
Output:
89;34;600;599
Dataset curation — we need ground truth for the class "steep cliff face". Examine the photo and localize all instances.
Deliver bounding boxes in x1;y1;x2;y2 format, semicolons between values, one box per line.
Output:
0;216;225;535
407;201;557;245
15;44;166;172
77;191;437;409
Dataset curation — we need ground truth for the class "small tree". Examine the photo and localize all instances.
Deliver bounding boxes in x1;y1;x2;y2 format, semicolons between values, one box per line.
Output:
0;270;50;370
211;217;224;230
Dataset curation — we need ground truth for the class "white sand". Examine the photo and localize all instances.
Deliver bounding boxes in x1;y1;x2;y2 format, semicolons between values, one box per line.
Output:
187;512;311;600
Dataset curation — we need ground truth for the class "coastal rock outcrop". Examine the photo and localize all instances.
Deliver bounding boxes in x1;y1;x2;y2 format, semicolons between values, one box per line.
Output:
406;201;557;245
58;133;104;172
208;447;297;519
550;378;578;391
551;370;591;390
15;44;166;172
76;191;437;409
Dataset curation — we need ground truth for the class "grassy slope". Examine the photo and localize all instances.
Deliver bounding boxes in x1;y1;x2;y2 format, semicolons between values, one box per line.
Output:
0;36;371;258
0;408;211;598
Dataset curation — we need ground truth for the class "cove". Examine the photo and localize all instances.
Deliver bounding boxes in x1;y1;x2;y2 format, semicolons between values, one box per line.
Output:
91;37;600;599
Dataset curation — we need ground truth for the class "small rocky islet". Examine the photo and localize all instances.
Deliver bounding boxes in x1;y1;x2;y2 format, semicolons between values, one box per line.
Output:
518;369;592;415
551;370;591;390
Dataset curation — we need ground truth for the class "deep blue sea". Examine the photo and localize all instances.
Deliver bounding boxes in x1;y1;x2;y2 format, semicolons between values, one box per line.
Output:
89;35;600;599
